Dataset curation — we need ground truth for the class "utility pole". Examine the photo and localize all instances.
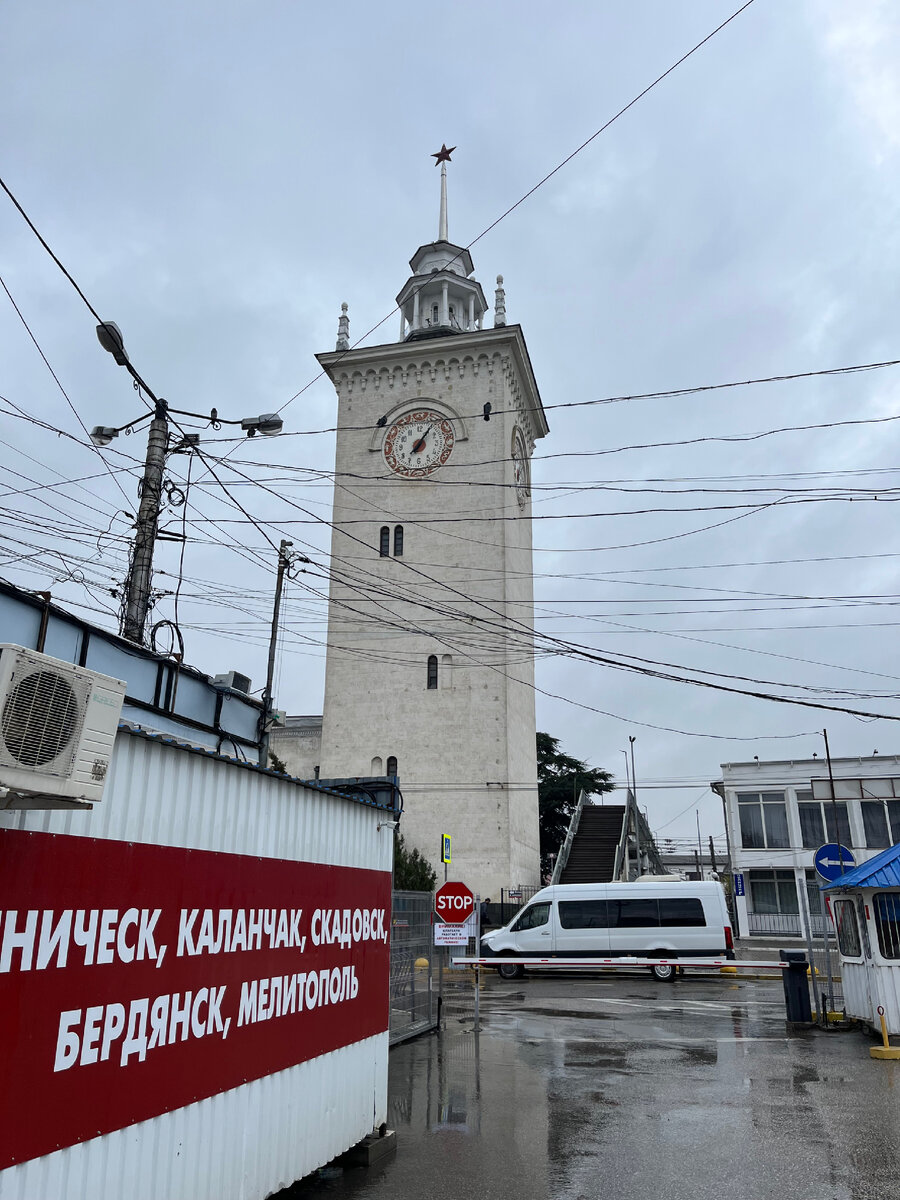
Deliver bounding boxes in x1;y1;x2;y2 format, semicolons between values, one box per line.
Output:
708;835;718;876
629;735;640;877
260;540;294;766
823;728;845;875
696;809;704;878
122;398;169;643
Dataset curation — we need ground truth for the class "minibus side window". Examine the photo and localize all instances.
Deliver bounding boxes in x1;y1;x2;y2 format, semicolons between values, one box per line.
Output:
558;900;610;929
511;902;551;932
659;898;706;927
608;898;660;928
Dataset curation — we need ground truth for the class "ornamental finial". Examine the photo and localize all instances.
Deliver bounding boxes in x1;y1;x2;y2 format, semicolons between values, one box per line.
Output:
432;144;455;242
494;275;506;327
335;302;350;351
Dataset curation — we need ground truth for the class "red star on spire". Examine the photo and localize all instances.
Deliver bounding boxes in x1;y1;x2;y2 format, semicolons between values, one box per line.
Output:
432;143;456;165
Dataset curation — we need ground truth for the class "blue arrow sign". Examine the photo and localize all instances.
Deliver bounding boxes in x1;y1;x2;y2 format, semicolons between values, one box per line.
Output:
814;843;856;882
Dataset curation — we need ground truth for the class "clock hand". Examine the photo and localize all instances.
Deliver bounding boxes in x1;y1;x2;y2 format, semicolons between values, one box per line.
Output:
412;424;434;455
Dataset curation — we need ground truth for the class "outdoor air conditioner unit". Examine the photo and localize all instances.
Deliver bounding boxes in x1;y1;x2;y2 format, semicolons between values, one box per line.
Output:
213;670;252;695
0;645;126;810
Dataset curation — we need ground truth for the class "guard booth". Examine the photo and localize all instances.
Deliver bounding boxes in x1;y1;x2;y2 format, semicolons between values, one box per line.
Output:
823;843;900;1035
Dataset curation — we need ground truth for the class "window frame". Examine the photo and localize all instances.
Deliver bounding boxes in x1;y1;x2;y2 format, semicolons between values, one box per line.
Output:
426;655;438;690
393;525;403;557
737;792;789;849
833;898;862;958
386;755;397;777
379;526;390;558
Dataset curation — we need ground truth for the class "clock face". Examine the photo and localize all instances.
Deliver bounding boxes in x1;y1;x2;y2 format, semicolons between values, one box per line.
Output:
512;429;529;507
383;409;455;478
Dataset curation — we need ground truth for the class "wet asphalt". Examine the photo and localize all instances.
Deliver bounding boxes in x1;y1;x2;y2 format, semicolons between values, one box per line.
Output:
286;968;900;1200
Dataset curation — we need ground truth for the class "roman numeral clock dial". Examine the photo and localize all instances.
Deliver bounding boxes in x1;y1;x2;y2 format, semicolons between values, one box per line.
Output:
383;409;455;478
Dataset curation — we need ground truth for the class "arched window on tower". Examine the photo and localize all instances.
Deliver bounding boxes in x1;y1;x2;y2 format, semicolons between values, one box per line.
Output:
427;655;438;690
432;303;439;326
441;653;452;688
379;526;390;557
386;756;398;777
394;525;404;556
371;756;383;775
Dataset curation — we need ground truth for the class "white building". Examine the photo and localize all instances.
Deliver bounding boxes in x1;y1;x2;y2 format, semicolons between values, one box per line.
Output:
716;754;900;937
272;153;549;898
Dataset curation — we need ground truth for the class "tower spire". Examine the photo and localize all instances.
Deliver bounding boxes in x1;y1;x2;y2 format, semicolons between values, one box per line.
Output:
431;143;455;241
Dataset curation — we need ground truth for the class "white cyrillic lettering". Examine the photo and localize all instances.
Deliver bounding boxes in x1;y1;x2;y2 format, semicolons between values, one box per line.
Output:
352;909;363;942
80;1004;103;1065
330;909;342;946
0;907;39;973
216;910;232;953
289;909;302;948
362;909;370;941
247;909;263;951
283;972;297;1015
223;1016;231;1038
148;995;169;1050
190;988;208;1038
73;909;98;966
54;1009;82;1072
116;908;139;963
340;910;352;948
296;972;307;1010
96;908;118;965
36;909;72;970
269;976;282;1019
177;909;198;957
207;985;225;1034
258;977;270;1020
311;910;322;946
318;968;331;1005
329;966;341;1004
274;909;289;949
100;1002;126;1060
121;998;150;1064
169;991;191;1043
349;966;359;999
137;909;161;961
341;965;353;1000
195;910;215;955
263;908;276;947
304;970;319;1009
231;909;247;952
238;979;258;1027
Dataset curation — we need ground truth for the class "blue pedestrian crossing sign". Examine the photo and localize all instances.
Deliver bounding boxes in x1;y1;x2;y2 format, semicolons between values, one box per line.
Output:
441;834;451;864
814;843;855;882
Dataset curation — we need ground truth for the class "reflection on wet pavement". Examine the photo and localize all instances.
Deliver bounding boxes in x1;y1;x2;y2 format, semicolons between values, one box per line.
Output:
281;974;900;1200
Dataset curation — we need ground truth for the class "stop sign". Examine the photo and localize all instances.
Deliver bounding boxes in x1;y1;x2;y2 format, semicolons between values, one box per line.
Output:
434;880;475;923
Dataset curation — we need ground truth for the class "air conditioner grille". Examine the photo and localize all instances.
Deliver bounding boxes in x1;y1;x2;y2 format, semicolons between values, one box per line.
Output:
1;669;81;768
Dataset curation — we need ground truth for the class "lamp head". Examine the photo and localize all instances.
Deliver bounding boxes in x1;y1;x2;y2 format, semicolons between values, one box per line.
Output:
96;322;129;366
242;413;283;437
90;425;119;447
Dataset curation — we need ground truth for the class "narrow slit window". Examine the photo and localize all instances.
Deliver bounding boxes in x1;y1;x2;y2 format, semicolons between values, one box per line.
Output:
379;526;390;557
427;655;438;690
386;756;398;777
394;525;404;556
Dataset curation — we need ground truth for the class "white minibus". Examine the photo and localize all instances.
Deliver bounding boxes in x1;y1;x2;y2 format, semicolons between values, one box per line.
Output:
480;879;734;980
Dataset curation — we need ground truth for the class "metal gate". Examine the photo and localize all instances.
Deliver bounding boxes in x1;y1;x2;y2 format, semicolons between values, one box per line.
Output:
390;890;438;1044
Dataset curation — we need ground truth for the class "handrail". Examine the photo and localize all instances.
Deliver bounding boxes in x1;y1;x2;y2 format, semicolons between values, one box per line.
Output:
612;795;631;880
551;788;586;884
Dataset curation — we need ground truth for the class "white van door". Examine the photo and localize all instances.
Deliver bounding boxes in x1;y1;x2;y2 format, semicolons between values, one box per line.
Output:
555;896;612;956
509;900;554;954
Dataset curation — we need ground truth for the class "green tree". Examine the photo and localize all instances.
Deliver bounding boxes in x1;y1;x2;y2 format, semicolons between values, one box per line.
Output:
393;831;437;891
537;732;614;877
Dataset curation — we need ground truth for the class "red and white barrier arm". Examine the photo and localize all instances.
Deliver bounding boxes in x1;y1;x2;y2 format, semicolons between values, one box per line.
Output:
451;956;789;970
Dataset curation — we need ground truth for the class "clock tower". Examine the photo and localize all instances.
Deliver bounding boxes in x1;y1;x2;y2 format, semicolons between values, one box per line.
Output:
315;151;549;897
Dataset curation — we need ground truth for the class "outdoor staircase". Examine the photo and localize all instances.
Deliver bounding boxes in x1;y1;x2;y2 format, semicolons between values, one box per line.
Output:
558;804;627;884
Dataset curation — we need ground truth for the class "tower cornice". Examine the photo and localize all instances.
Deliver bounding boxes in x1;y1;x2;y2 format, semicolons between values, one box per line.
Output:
316;323;549;443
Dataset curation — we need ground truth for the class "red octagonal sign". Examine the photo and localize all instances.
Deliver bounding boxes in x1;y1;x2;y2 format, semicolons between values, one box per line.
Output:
434;880;475;924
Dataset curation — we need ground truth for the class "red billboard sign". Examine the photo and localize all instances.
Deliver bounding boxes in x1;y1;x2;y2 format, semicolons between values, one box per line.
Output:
434;880;474;923
0;829;391;1169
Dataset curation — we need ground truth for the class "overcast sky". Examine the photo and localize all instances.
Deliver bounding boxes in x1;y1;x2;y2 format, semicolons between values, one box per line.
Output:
3;0;900;851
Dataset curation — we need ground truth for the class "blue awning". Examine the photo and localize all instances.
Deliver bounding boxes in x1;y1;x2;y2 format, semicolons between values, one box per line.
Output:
823;842;900;890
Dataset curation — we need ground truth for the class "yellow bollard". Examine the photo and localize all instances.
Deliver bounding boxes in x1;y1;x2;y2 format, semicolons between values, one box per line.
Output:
870;1006;900;1060
720;966;738;975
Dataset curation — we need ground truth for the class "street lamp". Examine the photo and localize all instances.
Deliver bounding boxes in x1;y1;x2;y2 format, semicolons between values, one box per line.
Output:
94;320;284;644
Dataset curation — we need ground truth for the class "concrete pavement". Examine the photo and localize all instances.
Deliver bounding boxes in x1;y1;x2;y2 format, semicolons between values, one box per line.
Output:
282;970;900;1200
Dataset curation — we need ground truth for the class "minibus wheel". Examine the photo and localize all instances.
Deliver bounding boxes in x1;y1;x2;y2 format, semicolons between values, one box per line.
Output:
497;962;525;980
650;961;677;981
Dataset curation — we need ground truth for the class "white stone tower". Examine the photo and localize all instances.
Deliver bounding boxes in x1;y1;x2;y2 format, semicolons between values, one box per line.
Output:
315;148;549;897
